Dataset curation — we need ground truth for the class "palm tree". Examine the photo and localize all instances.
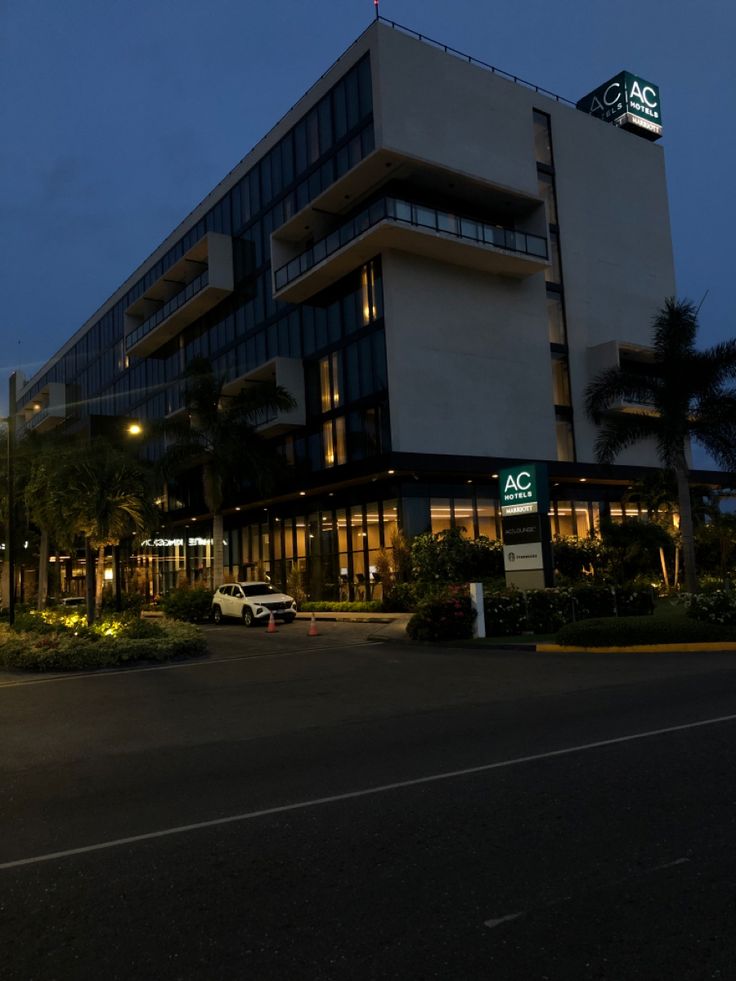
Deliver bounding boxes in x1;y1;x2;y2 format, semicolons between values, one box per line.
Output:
586;298;736;593
58;439;157;622
161;359;296;588
22;431;79;609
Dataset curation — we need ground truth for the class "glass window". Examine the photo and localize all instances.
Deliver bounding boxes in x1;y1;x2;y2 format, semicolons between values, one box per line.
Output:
547;294;566;344
334;415;346;465
323;421;336;467
320;357;331;412
318;96;332;154
431;498;452;534
538;173;557;225
477;499;498;540
453;499;474;537
283;518;294;560
365;503;380;551
556;419;575;462
552;358;571;406
533;110;553;166
545;230;562;284
575;504;592;538
345;67;360;130
333;80;348;140
306;108;320;165
331;352;342;408
357;56;372;119
556;502;576;537
383;499;398;548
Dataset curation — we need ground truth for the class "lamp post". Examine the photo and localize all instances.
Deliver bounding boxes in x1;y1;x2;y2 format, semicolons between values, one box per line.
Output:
7;372;16;626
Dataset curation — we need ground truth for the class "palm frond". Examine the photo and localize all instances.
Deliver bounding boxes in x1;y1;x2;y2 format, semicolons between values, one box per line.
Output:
594;412;661;464
585;367;659;424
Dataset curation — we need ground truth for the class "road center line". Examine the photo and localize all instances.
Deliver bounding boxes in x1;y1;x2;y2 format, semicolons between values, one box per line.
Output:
2;712;736;872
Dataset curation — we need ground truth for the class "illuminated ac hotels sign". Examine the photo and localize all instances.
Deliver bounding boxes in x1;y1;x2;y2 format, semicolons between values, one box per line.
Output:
577;72;662;140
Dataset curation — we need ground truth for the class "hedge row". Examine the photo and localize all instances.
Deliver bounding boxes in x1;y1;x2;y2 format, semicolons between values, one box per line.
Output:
555;616;736;648
483;585;655;637
301;601;383;613
0;619;206;671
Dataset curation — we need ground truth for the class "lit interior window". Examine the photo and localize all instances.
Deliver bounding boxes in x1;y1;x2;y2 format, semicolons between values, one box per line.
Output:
361;261;378;324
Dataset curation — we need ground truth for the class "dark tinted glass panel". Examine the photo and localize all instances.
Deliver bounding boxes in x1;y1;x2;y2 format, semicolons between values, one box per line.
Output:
533;109;553;166
358;57;372;118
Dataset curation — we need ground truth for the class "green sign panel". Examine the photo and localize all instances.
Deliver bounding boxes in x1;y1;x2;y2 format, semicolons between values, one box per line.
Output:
499;463;548;513
577;71;662;141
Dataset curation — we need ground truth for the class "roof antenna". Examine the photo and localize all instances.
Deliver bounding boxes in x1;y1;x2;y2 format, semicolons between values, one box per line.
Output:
695;289;709;315
374;0;379;20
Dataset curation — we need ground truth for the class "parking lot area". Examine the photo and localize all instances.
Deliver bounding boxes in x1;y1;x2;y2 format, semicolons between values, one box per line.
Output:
200;614;390;661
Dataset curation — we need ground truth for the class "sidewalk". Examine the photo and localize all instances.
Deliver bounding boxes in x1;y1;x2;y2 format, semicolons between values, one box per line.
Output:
294;611;411;643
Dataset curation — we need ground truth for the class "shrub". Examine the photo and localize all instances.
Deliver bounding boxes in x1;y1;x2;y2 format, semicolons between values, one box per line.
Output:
381;581;416;613
555;615;736;648
301;601;383;613
406;589;475;641
600;518;674;585
553;536;606;580
688;590;736;626
615;585;656;616
0;619;205;671
411;529;503;583
160;586;214;622
483;591;527;636
570;584;617;620
524;589;571;634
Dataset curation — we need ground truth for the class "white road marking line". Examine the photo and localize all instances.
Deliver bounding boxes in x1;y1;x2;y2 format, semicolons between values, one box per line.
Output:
484;913;524;929
0;641;381;689
647;857;690;872
2;712;736;872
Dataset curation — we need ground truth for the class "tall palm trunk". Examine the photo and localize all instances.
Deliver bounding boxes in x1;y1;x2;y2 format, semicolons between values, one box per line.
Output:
674;457;698;593
96;543;107;613
212;512;224;588
37;527;49;610
85;538;96;626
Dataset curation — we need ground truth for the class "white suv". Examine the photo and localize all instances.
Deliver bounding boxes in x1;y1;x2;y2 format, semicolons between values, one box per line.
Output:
211;582;297;626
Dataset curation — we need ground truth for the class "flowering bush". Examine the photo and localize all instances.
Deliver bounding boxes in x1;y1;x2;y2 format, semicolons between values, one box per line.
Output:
406;588;475;641
483;591;527;636
688;590;736;626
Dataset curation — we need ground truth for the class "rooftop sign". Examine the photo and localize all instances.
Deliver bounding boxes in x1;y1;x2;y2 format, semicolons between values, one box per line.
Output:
577;72;662;141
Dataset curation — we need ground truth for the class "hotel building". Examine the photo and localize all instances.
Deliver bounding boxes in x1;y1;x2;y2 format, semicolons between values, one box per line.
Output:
13;20;710;599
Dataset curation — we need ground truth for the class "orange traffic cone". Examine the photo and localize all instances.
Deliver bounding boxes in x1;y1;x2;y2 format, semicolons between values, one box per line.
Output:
267;611;278;633
308;613;319;637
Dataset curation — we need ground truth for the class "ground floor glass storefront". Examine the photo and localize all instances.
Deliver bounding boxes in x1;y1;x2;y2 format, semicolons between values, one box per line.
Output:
130;481;660;601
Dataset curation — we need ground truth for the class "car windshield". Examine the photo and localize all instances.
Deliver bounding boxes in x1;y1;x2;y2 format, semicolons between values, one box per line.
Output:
242;584;279;597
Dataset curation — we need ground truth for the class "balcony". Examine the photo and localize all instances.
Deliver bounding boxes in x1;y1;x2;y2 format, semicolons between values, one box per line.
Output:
220;357;305;436
20;383;68;433
273;197;548;302
587;340;659;415
125;233;234;357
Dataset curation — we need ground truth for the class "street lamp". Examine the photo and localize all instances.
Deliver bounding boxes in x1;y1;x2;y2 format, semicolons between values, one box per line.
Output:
6;372;16;626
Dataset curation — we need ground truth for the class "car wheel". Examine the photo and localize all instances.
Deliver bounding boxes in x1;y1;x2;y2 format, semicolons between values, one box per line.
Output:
242;607;255;627
212;605;223;624
282;614;295;624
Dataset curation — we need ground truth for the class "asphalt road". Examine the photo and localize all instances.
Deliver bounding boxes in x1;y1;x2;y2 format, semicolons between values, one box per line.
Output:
3;623;736;979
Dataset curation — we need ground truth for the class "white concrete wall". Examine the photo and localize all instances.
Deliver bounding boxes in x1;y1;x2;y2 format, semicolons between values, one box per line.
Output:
548;105;675;465
372;24;675;470
382;250;556;459
373;26;539;198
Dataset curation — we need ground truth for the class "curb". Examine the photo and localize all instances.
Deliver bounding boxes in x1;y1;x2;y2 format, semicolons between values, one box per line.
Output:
537;642;736;654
